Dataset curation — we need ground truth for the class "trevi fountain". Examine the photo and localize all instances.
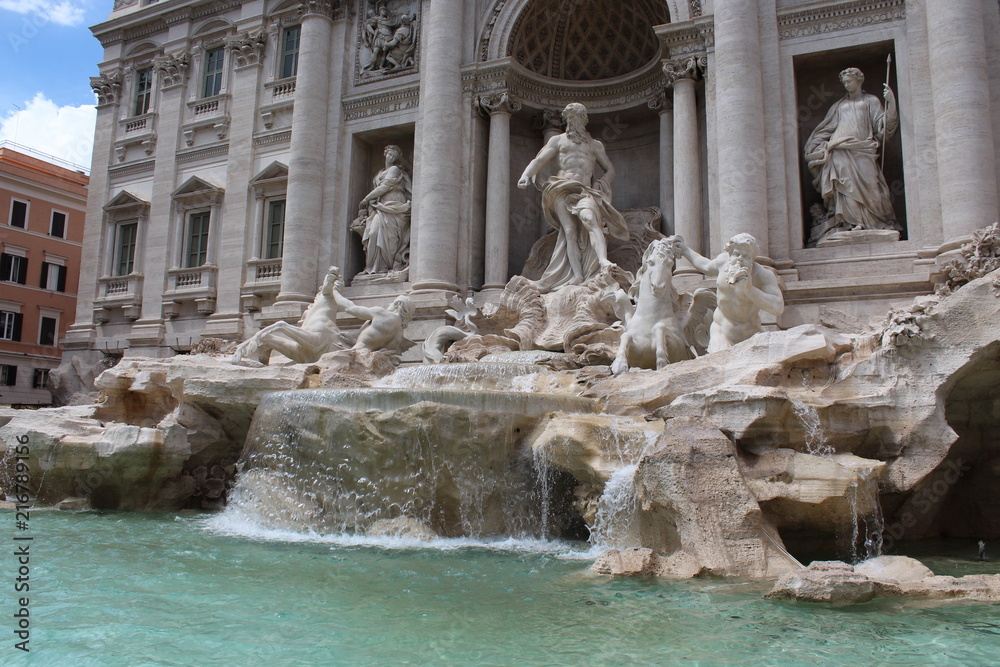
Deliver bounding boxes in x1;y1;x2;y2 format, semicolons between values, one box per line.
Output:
3;0;1000;663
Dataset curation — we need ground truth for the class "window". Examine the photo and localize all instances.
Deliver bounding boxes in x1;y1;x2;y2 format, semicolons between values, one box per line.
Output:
265;200;285;259
0;253;27;284
186;211;211;267
9;199;27;228
38;316;57;347
0;365;16;387
0;311;22;342
280;26;300;78
32;368;48;389
50;211;66;238
40;261;67;292
114;222;138;276
203;47;224;98
134;67;153;116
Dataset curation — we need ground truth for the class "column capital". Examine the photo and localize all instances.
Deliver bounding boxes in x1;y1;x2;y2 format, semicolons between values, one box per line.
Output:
647;92;671;113
90;70;122;107
476;91;521;117
297;0;343;21
153;51;189;89
227;29;267;69
532;108;566;135
663;54;707;86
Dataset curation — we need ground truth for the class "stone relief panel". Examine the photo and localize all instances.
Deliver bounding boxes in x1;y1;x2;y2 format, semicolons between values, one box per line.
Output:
355;0;420;85
794;41;906;248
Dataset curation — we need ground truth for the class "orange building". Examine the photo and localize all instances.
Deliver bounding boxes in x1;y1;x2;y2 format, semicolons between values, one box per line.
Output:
0;144;87;405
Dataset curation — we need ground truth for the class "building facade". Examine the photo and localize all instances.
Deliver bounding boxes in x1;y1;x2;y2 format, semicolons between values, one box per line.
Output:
65;0;1000;363
0;146;87;404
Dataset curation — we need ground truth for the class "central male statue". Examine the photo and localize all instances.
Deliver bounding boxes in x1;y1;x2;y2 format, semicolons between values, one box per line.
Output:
518;102;630;293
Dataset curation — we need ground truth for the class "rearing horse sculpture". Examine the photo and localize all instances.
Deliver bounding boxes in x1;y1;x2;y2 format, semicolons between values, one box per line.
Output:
610;237;716;374
232;267;349;365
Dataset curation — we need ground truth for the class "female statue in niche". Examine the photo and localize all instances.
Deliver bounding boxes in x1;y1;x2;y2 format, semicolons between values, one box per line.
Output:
351;144;412;276
804;66;901;246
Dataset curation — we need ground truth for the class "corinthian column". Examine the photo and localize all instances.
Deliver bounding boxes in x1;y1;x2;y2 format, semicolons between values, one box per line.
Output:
925;0;999;243
713;0;770;257
666;56;704;258
649;93;673;236
276;1;334;306
480;93;520;290
411;0;466;292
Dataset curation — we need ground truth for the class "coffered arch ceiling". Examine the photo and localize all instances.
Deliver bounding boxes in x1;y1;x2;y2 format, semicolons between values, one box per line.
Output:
507;0;671;81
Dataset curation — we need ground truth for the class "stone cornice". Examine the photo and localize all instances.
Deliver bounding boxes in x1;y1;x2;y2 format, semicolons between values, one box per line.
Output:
108;160;155;179
463;57;669;114
776;0;905;41
94;0;249;47
654;16;714;57
342;85;421;121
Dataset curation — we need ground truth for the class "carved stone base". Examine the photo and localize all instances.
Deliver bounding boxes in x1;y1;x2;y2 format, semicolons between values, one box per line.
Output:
816;229;900;248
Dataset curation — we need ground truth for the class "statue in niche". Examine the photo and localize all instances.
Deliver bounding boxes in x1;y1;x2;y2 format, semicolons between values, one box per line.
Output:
610;236;717;374
232;266;348;365
350;144;412;279
804;66;901;246
674;233;785;353
362;2;417;75
517;102;630;294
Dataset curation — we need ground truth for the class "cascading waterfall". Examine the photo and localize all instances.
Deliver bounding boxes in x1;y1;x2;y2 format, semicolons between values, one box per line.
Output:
791;399;834;457
848;465;885;563
223;385;595;541
588;464;640;549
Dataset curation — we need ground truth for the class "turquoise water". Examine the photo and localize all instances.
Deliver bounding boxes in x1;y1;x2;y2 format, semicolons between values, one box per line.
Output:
3;510;999;666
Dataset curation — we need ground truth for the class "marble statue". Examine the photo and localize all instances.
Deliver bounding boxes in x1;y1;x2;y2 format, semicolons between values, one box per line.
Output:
610;237;716;374
422;295;479;363
232;266;347;365
351;145;412;277
517;102;630;293
331;287;415;363
362;2;416;74
675;233;784;353
804;67;900;246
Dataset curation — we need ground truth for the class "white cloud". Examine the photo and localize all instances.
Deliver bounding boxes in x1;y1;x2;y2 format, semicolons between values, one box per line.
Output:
0;93;96;169
0;0;87;27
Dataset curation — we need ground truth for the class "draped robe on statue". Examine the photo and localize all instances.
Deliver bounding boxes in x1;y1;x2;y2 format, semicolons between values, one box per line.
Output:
362;166;412;274
532;175;630;293
805;93;900;243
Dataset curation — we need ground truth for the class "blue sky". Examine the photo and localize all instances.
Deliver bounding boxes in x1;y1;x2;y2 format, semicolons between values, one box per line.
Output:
0;0;112;169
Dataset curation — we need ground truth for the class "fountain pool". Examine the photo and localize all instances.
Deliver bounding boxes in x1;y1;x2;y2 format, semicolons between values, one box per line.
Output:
5;509;998;666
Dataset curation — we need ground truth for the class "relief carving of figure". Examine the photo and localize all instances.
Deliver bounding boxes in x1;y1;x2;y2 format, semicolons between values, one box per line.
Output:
517;103;630;293
610;236;716;374
351;145;412;276
804;66;901;245
362;2;416;74
674;233;785;353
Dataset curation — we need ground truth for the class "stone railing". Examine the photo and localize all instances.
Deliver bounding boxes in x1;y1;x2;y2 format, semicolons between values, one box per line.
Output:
266;77;297;100
167;264;218;293
98;274;142;301
187;94;228;121
248;258;283;284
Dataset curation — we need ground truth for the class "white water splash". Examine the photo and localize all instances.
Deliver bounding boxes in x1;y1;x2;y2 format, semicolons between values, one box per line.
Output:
588;464;641;550
791;399;834;457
